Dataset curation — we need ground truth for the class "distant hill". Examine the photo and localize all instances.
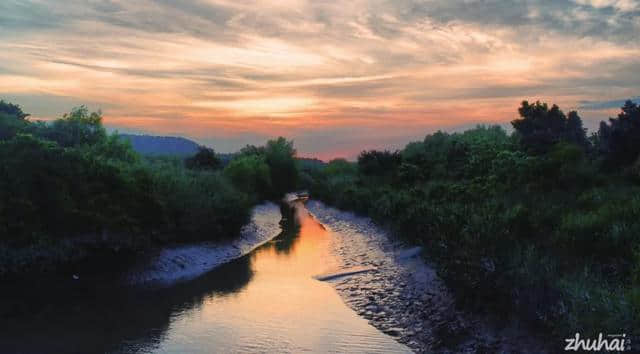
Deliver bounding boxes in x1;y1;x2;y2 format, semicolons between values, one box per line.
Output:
119;134;200;156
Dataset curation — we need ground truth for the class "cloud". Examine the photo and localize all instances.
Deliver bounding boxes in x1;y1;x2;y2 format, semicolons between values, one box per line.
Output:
572;0;639;12
579;96;640;109
0;1;638;157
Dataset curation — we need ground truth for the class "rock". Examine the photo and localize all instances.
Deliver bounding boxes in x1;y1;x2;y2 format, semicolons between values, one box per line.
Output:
365;305;378;312
384;327;404;336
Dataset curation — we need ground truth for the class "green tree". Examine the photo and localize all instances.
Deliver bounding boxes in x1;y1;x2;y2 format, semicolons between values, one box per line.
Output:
0;100;30;140
0;100;29;119
324;158;357;177
415;131;469;179
357;150;401;176
402;141;427;165
45;106;106;147
185;146;221;170
512;101;588;154
264;137;298;197
596;100;640;167
238;144;265;157
223;154;272;198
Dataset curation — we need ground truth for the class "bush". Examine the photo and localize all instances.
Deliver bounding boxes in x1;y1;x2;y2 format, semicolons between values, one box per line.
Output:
0;102;297;275
43;106;106;147
223;155;272;199
305;100;640;339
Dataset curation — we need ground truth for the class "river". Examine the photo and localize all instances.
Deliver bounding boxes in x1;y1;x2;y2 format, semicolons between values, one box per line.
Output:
0;201;411;353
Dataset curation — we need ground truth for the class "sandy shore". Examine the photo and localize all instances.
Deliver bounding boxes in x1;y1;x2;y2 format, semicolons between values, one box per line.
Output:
126;202;282;287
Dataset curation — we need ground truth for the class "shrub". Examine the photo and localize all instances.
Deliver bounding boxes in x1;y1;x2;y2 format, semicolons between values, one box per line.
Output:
223;155;272;199
0;102;290;274
305;100;640;339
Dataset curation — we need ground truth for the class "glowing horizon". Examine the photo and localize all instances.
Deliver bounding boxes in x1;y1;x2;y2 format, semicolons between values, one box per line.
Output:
1;0;639;160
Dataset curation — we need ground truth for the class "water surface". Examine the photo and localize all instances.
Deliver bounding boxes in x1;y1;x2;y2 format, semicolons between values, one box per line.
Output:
0;202;410;353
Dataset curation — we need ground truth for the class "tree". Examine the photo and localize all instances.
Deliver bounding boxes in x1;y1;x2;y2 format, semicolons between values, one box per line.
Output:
223;155;272;197
596;100;640;167
0;100;30;140
402;141;427;166
45;106;106;147
566;111;589;148
511;101;588;154
357;150;402;176
0;100;29;120
417;131;468;179
185;146;221;170
239;144;265;157
324;158;357;177
264;137;298;197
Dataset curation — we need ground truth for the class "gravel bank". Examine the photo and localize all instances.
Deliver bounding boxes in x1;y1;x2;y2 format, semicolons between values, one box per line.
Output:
307;200;547;353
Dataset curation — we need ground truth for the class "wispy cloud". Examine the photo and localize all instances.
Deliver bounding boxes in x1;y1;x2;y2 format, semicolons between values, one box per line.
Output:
0;0;638;157
579;96;640;109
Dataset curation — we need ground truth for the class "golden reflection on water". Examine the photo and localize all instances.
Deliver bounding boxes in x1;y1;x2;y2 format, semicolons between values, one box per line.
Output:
159;203;410;353
0;202;410;353
251;206;334;278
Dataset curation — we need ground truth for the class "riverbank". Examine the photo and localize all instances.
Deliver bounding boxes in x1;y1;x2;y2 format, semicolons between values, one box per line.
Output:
126;202;283;286
307;200;548;353
1;197;416;353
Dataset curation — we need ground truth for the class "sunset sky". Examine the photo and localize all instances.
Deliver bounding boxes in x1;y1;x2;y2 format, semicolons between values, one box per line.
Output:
1;0;639;159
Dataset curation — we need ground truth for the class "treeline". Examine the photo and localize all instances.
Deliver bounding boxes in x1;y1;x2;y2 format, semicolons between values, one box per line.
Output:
0;101;298;275
301;100;640;338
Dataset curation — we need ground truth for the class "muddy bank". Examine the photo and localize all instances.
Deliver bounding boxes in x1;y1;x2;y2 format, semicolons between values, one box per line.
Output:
126;202;282;286
307;200;548;353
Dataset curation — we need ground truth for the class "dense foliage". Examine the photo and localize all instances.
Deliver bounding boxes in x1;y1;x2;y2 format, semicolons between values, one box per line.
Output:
302;100;640;339
512;101;589;153
225;137;299;199
596;100;640;167
185;146;221;171
0;101;298;275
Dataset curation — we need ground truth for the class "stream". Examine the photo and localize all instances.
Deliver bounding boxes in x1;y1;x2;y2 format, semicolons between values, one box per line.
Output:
0;201;411;353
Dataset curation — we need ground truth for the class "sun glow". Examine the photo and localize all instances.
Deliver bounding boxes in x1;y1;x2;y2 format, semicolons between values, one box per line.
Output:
0;0;638;157
193;97;316;116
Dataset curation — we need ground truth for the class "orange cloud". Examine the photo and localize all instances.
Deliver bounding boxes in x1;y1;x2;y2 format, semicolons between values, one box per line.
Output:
0;1;638;157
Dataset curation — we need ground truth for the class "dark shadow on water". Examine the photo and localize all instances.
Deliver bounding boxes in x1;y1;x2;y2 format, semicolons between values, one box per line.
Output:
0;253;254;354
0;205;300;354
267;202;302;255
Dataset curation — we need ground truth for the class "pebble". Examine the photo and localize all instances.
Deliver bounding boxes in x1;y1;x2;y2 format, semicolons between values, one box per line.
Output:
307;201;547;354
384;327;404;336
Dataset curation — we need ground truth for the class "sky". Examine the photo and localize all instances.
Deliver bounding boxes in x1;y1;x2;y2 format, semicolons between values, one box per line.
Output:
1;0;639;160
